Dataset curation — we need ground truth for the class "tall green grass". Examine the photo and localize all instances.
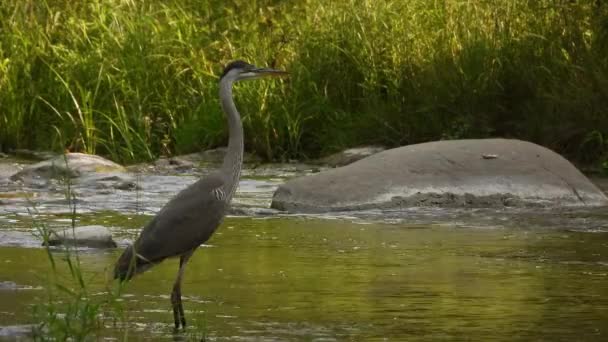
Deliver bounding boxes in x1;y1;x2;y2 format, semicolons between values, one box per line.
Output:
28;155;127;340
1;0;607;164
31;205;125;340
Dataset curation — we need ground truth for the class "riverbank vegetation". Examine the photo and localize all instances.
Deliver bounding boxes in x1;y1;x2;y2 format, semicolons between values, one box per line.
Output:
1;0;607;165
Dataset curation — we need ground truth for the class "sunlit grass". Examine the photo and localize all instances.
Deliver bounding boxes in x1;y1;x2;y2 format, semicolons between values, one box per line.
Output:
0;0;606;165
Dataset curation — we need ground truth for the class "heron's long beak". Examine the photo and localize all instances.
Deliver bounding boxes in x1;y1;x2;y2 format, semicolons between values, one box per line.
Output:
253;67;289;78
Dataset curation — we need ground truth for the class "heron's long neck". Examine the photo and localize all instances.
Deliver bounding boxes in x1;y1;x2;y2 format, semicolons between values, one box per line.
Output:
219;77;244;201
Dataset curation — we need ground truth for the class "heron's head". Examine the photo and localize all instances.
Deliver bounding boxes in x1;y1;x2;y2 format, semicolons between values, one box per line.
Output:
220;60;288;82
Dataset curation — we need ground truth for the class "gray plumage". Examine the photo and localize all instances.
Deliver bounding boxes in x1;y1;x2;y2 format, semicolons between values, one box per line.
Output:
114;60;287;330
114;174;226;277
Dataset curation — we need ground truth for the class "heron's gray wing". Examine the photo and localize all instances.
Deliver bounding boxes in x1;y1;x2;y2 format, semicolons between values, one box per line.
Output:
132;173;227;263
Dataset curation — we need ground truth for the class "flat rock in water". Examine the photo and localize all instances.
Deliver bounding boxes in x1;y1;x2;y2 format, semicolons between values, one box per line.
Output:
271;139;608;212
46;225;117;248
10;153;126;182
318;146;386;167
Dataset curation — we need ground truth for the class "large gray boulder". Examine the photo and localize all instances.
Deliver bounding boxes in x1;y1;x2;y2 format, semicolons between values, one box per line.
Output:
271;139;608;212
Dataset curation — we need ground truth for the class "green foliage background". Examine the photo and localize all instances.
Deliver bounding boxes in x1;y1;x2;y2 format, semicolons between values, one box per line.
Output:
1;0;607;164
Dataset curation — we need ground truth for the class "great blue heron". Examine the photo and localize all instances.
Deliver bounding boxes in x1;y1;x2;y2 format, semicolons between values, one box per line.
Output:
114;60;287;330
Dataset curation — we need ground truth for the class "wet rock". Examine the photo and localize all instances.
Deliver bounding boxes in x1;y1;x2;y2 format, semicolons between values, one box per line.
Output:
317;146;386;167
78;172;141;191
271;139;608;213
9;153;132;190
10;153;126;183
45;225;117;248
114;180;140;191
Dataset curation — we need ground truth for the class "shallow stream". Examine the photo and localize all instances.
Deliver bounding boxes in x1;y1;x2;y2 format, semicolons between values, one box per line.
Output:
0;160;607;340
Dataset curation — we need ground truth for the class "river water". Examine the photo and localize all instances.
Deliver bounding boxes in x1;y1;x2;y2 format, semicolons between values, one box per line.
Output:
0;160;607;340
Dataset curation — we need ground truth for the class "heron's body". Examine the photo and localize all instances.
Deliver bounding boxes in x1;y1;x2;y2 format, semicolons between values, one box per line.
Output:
114;60;286;330
114;174;227;278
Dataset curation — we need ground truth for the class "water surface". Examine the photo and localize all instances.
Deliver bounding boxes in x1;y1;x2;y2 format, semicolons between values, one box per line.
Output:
1;160;607;340
1;216;607;340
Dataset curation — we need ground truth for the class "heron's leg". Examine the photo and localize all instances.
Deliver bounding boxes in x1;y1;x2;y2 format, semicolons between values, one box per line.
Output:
171;248;196;330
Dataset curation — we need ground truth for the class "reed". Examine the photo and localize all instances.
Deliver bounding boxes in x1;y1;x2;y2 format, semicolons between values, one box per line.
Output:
1;0;606;165
28;155;127;340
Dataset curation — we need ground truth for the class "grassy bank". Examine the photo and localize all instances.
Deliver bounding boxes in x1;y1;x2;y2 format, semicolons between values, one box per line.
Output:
1;0;607;165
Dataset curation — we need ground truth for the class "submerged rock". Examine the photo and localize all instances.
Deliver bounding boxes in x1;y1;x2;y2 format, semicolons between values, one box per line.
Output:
271;139;608;212
317;146;386;167
45;225;117;248
77;172;141;190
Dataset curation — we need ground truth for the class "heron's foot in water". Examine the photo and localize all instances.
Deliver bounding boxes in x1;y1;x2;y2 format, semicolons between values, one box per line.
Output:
171;291;187;330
